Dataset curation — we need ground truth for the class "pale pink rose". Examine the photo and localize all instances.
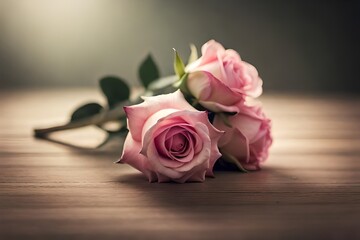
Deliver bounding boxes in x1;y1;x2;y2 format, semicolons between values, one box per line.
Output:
117;90;223;183
213;104;272;170
185;40;263;113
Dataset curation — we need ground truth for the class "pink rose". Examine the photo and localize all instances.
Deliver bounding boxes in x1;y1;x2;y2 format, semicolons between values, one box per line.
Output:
117;90;223;183
213;104;272;170
185;40;263;113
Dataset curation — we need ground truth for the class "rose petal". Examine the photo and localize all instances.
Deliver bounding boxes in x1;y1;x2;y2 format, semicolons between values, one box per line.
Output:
200;39;226;65
174;166;207;183
187;71;244;112
163;127;195;163
117;132;156;182
156;172;171;183
142;108;179;142
125;90;196;141
230;114;263;142
212;115;233;148
221;50;243;88
170;133;186;151
172;132;194;159
146;140;185;179
153;129;188;168
175;123;212;173
238;61;263;98
250;128;272;163
220;128;250;164
151;140;186;169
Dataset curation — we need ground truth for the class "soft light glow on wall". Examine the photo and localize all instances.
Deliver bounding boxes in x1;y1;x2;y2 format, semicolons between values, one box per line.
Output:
0;0;134;86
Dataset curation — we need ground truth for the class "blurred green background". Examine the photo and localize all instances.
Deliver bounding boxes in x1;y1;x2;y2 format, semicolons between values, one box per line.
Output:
0;0;359;93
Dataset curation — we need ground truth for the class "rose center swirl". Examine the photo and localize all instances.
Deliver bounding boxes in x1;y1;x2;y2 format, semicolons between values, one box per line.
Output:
165;133;187;153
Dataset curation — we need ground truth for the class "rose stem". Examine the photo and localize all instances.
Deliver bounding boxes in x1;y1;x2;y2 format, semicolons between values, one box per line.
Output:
33;105;125;138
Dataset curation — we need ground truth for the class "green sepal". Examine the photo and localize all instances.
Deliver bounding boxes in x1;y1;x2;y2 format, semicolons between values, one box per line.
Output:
174;72;190;94
173;48;186;79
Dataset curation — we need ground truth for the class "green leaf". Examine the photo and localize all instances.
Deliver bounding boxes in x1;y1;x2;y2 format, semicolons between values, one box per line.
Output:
187;43;198;65
138;54;160;88
173;48;186;79
99;76;130;108
70;103;103;122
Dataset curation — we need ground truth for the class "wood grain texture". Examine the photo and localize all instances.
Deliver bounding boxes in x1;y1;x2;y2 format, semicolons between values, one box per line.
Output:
0;89;359;239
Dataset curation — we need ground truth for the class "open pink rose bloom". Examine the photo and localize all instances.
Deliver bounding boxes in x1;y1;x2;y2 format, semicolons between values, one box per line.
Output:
118;91;223;183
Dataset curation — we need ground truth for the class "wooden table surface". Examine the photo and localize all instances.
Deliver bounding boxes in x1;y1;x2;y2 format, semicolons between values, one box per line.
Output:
0;89;359;239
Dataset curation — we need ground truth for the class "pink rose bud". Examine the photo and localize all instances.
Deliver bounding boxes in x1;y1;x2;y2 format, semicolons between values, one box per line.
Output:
186;40;263;113
117;90;223;183
213;104;272;170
